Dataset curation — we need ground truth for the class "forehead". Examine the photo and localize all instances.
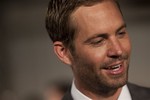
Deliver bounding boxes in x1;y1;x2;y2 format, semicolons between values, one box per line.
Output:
71;0;123;36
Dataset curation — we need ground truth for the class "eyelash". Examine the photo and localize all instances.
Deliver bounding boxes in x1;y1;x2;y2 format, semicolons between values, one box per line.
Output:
117;31;126;38
91;39;104;45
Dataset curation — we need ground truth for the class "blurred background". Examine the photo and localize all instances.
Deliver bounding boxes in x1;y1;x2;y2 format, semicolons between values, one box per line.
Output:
0;0;150;99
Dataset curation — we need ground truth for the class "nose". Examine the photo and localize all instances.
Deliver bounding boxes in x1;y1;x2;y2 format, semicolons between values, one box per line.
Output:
107;38;123;58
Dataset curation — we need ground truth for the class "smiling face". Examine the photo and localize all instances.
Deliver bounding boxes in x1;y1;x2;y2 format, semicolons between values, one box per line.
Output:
69;1;131;95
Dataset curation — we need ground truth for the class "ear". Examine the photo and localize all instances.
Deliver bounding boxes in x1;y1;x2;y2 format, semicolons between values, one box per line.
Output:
53;41;72;65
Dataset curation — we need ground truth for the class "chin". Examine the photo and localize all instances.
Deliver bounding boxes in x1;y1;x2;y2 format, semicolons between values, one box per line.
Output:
108;73;128;89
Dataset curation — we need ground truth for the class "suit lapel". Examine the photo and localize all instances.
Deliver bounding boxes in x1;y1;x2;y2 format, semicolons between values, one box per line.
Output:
127;83;150;100
62;83;150;100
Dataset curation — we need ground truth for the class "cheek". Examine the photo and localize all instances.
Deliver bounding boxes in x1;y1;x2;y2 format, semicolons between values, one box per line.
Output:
122;39;131;54
79;47;107;65
92;48;107;63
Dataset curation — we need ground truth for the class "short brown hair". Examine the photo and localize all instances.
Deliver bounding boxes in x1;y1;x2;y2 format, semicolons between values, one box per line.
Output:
45;0;120;50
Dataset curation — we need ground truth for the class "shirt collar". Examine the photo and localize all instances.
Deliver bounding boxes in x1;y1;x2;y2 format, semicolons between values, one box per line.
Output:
71;81;91;100
118;85;132;100
71;81;132;100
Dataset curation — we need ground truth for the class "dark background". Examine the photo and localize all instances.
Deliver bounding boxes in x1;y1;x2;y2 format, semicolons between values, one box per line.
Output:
0;0;150;100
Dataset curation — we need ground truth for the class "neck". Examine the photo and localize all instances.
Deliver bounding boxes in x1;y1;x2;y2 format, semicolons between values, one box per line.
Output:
75;81;123;100
83;87;122;100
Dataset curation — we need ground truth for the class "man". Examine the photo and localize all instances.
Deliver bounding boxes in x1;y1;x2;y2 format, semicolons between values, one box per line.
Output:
45;0;150;100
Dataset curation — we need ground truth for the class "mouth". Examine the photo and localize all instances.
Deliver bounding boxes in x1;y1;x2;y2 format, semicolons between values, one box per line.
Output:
104;64;121;71
102;62;125;75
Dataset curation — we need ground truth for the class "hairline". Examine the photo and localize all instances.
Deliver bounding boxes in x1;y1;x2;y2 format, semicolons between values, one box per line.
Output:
67;0;122;52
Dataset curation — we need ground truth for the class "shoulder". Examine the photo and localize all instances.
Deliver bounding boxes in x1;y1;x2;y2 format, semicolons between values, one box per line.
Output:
127;82;150;100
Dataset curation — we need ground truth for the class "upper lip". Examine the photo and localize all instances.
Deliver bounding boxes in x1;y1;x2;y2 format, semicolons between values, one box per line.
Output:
102;61;123;69
108;61;123;67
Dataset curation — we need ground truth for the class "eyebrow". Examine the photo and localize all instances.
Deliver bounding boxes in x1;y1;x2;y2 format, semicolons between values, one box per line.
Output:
116;23;127;33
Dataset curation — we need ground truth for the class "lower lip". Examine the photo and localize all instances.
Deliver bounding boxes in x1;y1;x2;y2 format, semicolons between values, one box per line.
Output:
104;64;125;75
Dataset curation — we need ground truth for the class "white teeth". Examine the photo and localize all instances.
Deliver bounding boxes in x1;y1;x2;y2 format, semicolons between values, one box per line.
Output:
111;64;121;71
104;64;121;70
112;65;120;68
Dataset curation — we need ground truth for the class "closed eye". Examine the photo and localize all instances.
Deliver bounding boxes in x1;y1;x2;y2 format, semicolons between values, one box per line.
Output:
84;33;108;46
116;23;127;38
90;38;104;45
117;31;127;38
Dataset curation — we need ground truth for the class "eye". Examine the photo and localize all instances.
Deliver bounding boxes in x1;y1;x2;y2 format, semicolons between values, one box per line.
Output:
90;38;104;45
84;34;108;47
117;31;127;38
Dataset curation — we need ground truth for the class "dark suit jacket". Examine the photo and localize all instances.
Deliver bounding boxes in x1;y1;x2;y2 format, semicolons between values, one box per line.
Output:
62;83;150;100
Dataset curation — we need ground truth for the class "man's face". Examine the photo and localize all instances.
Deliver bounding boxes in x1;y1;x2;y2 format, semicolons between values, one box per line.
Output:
70;1;131;93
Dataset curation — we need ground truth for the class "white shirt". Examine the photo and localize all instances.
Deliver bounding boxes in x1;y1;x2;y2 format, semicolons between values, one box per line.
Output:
71;81;132;100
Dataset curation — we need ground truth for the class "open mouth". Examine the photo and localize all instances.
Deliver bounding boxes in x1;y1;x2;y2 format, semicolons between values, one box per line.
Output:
102;62;125;75
104;64;121;71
